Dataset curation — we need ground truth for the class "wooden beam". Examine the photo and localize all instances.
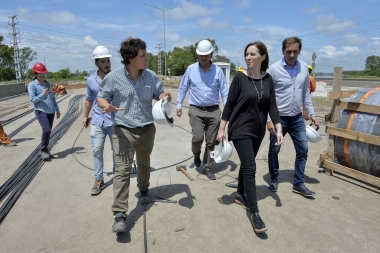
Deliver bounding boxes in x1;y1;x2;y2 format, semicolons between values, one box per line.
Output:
328;90;358;100
327;67;343;160
339;101;380;115
326;126;380;146
323;160;380;188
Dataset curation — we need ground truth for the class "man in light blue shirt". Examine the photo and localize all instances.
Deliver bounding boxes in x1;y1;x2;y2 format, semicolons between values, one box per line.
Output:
83;46;115;196
176;40;229;180
267;37;319;197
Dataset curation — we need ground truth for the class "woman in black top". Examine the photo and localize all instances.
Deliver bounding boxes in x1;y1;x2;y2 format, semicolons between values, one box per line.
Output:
217;41;283;233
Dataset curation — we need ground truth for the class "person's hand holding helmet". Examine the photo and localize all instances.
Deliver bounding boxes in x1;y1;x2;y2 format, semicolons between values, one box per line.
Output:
159;92;172;102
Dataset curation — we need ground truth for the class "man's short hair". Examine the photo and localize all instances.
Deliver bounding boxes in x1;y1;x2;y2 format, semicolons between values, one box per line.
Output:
119;37;146;65
282;37;302;51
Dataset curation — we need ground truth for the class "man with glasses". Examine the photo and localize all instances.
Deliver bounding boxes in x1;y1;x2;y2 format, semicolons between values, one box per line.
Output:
83;46;116;196
266;37;319;197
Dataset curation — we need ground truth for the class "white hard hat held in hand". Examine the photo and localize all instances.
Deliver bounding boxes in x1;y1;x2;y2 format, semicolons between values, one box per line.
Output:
210;139;233;163
152;96;174;127
306;124;323;143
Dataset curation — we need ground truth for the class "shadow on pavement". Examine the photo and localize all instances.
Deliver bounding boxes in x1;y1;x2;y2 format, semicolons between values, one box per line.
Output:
116;183;194;243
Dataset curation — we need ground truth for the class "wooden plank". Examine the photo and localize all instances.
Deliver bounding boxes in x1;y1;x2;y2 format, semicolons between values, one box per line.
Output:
328;90;358;100
323;160;380;188
339;101;380;115
326;126;380;146
327;67;343;160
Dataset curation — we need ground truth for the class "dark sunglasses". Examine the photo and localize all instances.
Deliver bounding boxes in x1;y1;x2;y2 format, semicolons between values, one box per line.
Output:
37;73;47;77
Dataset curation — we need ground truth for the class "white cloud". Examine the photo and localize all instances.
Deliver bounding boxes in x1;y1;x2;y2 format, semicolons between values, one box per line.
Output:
341;33;368;45
319;45;358;58
165;0;223;20
165;32;182;42
315;14;356;34
86;22;125;31
303;5;324;13
197;17;230;29
234;0;251;9
83;36;99;47
342;46;358;53
17;7;79;25
372;37;380;45
209;0;224;4
254;25;295;37
240;26;287;46
241;16;254;24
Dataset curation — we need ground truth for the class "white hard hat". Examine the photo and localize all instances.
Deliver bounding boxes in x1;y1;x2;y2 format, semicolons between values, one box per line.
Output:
92;46;112;59
196;40;214;55
306;124;323;143
152;97;174;127
210;140;233;163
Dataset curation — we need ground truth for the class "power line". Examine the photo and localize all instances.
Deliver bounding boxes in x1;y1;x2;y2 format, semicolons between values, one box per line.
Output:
8;15;21;81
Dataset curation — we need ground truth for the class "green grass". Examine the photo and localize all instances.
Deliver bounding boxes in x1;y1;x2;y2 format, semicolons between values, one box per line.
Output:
312;97;333;110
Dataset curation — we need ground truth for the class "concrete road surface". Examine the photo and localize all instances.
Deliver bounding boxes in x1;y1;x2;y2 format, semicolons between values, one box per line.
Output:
0;87;379;253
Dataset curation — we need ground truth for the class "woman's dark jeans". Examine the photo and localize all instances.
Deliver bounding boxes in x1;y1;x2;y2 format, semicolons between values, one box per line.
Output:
233;138;262;213
35;110;55;152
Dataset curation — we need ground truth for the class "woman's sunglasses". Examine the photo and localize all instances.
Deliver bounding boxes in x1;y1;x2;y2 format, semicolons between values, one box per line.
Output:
37;73;47;77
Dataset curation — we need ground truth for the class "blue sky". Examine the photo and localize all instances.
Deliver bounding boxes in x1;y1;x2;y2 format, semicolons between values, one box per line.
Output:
1;0;380;73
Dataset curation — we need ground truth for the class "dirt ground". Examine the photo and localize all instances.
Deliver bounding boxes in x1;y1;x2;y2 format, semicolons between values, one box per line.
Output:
0;87;379;253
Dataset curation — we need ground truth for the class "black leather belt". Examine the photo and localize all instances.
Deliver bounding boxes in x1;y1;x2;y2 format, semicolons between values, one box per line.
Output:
115;123;152;130
190;104;219;110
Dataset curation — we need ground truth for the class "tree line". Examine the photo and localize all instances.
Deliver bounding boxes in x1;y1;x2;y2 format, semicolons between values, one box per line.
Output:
338;55;380;78
0;35;37;82
147;39;237;76
3;35;379;82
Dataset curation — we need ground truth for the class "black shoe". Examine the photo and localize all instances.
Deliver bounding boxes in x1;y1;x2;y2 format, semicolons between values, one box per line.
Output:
234;194;250;210
251;212;267;233
269;180;278;192
112;213;126;233
194;155;201;167
139;189;150;205
293;184;315;197
203;168;216;180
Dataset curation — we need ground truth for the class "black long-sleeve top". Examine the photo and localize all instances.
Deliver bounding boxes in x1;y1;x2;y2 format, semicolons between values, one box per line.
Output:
222;72;281;141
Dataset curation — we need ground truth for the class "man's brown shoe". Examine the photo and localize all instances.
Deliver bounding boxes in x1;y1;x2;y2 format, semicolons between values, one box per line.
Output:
3;142;17;147
91;179;105;195
234;194;250;210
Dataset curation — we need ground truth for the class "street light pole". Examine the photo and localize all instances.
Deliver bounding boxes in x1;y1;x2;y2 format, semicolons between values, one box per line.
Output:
143;2;182;80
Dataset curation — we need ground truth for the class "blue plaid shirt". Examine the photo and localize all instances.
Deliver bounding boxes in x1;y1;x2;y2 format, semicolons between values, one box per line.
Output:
28;79;60;114
97;66;164;128
85;71;113;127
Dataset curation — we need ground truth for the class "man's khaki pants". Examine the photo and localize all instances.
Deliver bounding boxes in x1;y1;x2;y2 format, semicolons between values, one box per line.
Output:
188;105;221;169
111;124;155;214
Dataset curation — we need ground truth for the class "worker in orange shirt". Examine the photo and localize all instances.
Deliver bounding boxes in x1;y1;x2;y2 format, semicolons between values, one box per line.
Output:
303;65;316;119
0;122;17;147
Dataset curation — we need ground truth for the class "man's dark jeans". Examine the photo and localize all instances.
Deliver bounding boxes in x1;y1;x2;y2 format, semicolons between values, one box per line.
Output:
268;113;308;186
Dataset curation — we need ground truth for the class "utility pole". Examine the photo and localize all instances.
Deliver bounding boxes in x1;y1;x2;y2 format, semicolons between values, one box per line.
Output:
8;15;21;81
156;43;162;76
